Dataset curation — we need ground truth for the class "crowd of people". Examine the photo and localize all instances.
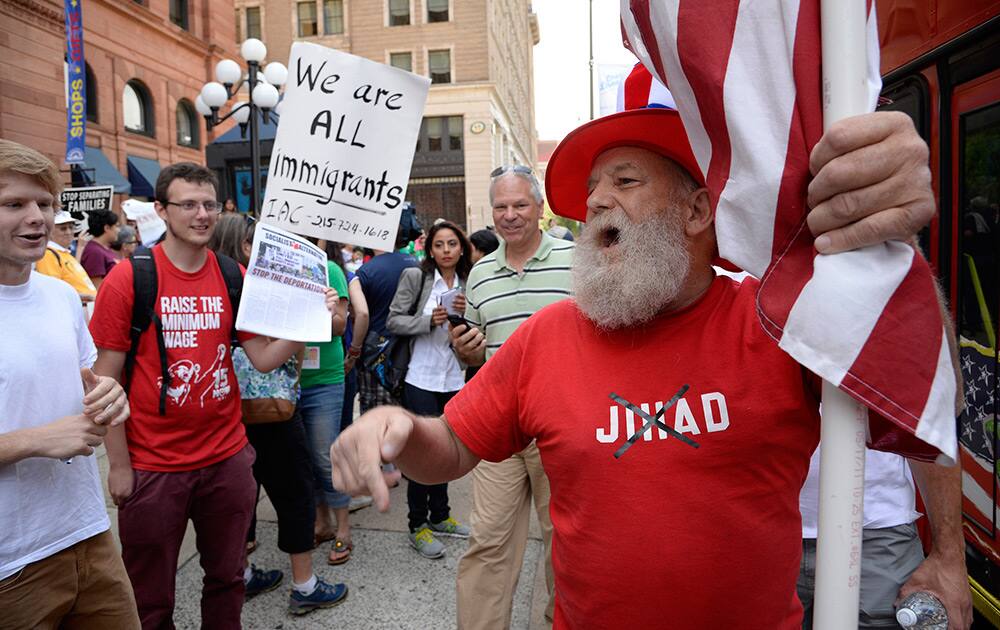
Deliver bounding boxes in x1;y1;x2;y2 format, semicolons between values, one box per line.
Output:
0;62;973;630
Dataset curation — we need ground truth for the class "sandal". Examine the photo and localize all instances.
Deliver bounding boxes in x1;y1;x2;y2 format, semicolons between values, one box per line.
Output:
327;538;353;565
314;530;337;546
246;541;258;556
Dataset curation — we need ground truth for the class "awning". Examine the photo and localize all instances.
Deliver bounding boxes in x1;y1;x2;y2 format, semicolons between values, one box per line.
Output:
74;146;131;194
126;155;162;198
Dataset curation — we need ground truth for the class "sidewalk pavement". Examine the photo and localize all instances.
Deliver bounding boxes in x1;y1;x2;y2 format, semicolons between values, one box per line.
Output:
96;446;551;629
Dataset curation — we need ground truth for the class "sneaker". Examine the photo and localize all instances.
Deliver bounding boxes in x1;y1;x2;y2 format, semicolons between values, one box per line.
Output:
245;565;283;599
429;516;470;538
409;526;445;559
348;496;374;513
288;579;349;615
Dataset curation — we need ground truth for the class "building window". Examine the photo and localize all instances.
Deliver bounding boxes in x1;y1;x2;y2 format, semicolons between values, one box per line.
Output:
390;52;412;72
428;49;451;84
419;116;462;153
84;64;98;123
323;0;344;34
426;117;443;151
235;9;241;42
427;0;448;22
448;115;462;150
388;0;409;26
123;80;153;136
176;99;199;148
298;2;318;37
169;0;188;30
246;6;262;40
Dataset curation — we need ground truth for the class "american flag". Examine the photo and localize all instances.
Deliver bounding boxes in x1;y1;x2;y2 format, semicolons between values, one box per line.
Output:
620;0;958;464
959;338;997;546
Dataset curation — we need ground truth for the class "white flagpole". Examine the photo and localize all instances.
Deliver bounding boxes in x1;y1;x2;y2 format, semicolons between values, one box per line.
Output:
813;1;871;628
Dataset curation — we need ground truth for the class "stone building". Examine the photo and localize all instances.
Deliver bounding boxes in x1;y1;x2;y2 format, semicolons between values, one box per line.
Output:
231;0;540;231
0;0;236;199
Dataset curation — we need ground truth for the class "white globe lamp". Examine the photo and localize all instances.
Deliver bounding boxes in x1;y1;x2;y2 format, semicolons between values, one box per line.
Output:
194;95;212;117
215;59;242;86
200;82;228;108
252;83;280;110
263;62;288;87
241;38;267;63
231;101;251;124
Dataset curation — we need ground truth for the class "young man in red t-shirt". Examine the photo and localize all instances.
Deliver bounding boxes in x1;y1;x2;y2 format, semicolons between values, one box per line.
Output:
328;103;948;627
90;163;339;628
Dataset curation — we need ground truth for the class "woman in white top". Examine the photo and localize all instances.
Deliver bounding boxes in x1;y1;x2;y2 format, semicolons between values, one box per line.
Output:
387;220;473;559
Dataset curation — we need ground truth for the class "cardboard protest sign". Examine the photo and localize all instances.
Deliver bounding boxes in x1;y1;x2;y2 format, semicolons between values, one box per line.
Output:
121;199;166;246
236;222;332;342
60;185;113;216
260;42;431;250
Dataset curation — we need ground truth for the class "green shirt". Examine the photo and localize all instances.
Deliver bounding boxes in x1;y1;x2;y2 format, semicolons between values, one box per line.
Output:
465;232;574;361
300;261;349;388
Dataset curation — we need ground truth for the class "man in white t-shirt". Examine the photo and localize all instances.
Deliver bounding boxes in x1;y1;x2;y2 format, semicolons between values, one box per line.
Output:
0;139;138;628
798;448;972;628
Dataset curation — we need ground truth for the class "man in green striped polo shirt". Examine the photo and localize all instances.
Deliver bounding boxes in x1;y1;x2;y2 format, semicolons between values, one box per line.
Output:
449;166;572;629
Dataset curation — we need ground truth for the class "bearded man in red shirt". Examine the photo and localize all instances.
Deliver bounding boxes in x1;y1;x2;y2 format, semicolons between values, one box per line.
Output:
330;101;943;629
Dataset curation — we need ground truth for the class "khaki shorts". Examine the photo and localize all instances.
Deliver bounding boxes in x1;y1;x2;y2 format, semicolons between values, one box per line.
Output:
0;530;139;630
798;522;924;628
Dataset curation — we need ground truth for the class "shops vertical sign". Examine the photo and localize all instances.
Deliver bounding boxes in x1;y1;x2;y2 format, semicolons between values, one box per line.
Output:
64;0;86;164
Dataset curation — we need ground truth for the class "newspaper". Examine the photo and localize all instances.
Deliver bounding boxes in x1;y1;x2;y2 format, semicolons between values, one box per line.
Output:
235;222;331;342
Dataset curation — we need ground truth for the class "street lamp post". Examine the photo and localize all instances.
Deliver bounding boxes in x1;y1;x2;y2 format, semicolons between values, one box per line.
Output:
196;38;287;216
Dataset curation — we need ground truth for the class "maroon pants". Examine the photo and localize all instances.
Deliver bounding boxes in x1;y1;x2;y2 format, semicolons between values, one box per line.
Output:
118;445;257;630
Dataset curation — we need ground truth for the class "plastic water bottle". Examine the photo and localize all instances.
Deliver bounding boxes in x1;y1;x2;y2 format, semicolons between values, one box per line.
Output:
895;592;947;629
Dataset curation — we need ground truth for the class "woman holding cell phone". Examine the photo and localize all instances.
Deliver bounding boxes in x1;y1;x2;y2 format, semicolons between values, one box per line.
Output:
386;220;474;559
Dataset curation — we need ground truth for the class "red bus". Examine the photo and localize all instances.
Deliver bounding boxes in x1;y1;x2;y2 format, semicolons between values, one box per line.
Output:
877;0;1000;624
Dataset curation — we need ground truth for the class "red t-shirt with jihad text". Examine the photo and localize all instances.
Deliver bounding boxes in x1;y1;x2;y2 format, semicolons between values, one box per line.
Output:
90;245;254;472
444;276;821;630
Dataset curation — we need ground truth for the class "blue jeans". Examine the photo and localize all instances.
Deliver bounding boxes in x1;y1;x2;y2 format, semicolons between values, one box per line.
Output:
341;367;358;431
299;382;350;509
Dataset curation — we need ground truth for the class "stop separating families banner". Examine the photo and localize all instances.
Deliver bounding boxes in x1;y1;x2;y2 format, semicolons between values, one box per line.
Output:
60;185;113;216
260;42;431;250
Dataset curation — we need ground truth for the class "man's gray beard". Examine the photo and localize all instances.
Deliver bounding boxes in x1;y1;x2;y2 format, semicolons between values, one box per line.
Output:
572;208;691;330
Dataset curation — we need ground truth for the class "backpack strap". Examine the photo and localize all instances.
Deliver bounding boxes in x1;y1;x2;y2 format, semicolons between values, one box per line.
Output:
212;251;244;347
124;246;172;416
45;247;63;267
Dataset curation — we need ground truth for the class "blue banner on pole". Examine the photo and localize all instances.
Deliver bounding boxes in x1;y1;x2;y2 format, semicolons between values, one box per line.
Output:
64;0;86;164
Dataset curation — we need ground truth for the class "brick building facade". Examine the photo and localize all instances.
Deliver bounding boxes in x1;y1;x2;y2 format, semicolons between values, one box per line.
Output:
0;0;237;198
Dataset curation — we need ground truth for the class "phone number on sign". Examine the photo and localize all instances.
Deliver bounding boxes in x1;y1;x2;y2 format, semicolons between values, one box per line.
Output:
309;215;391;240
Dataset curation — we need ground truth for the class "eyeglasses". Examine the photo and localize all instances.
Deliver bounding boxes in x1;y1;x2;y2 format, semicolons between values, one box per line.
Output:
490;165;533;178
164;200;221;214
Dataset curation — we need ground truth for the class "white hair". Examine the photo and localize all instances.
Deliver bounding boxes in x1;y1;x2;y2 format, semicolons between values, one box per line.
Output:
488;171;544;206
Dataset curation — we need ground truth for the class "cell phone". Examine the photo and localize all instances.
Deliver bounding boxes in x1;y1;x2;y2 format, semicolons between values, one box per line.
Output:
447;313;470;327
